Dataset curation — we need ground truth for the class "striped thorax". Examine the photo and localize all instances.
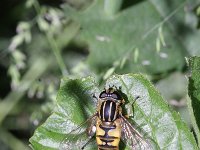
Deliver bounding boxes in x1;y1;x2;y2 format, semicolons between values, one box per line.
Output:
99;100;118;122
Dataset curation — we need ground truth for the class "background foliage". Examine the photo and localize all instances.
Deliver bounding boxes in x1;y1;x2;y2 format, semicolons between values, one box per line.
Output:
0;0;200;149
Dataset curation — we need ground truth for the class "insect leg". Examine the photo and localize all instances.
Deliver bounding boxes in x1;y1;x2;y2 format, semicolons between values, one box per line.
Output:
132;96;140;105
124;96;140;118
81;136;95;150
131;96;140;117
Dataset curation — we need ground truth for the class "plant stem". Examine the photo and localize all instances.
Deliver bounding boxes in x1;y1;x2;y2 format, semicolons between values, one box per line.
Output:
33;0;68;75
104;0;122;17
0;127;30;150
46;33;68;75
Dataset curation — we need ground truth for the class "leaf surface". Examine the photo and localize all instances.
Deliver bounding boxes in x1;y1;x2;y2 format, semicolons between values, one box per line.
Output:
188;56;200;146
30;74;198;149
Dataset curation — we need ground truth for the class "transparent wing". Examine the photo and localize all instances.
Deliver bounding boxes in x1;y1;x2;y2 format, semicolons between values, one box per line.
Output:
120;115;153;150
59;114;98;150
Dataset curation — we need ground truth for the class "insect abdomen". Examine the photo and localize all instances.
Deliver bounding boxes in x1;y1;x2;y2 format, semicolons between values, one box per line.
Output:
96;118;121;150
99;100;117;122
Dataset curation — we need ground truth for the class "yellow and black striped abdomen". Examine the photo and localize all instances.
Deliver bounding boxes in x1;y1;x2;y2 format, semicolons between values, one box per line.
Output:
99;100;118;122
96;118;121;150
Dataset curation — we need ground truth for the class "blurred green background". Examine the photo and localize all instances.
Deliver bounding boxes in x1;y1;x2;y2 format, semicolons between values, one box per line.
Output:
0;0;200;149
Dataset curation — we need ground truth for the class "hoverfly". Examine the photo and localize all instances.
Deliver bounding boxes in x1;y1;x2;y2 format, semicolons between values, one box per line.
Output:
60;87;152;150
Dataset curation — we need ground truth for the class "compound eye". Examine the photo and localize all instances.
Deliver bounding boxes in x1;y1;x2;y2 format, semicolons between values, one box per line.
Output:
112;91;122;100
111;93;118;99
99;92;107;98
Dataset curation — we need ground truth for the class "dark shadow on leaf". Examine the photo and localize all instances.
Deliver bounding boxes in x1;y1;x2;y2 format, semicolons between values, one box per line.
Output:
63;79;95;121
119;140;126;150
121;0;145;11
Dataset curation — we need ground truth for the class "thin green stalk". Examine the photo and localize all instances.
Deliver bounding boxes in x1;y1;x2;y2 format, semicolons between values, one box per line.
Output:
143;1;186;38
46;33;68;75
0;127;30;150
33;0;68;75
104;0;122;17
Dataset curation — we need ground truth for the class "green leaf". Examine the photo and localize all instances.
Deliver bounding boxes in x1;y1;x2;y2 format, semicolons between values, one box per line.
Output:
188;56;200;146
30;74;198;149
29;77;99;150
62;0;188;74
